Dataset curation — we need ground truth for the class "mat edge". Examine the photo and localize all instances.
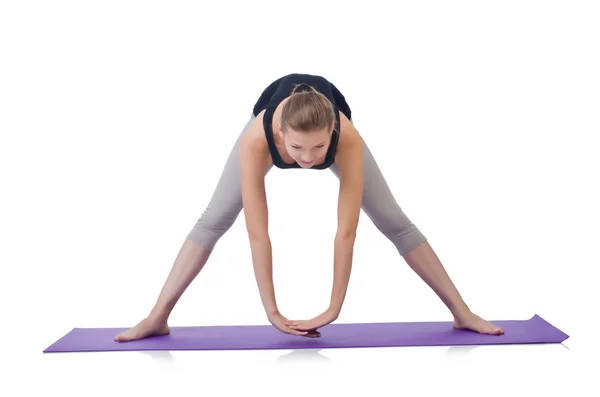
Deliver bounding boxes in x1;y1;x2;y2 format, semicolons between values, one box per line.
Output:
530;313;570;341
43;327;78;353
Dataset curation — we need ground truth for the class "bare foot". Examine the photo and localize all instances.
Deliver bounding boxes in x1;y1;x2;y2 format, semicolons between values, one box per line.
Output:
114;317;170;342
453;312;504;335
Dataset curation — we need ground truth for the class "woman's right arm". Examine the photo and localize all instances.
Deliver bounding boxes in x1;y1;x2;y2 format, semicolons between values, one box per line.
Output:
239;128;279;317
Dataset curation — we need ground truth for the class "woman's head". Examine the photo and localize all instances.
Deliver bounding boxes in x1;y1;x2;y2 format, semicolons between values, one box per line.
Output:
277;83;336;168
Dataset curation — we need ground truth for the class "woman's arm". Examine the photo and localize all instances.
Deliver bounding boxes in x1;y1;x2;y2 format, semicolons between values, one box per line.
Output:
240;127;279;317
329;116;364;315
285;116;364;332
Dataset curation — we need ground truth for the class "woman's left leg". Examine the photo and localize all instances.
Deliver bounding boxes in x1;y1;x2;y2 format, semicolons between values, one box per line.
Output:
329;133;503;335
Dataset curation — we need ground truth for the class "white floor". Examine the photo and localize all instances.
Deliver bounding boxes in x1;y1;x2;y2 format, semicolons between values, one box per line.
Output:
14;278;599;397
3;1;599;395
15;331;595;396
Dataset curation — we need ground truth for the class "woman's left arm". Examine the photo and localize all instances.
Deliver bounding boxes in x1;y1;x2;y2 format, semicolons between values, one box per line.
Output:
284;117;364;332
328;118;364;316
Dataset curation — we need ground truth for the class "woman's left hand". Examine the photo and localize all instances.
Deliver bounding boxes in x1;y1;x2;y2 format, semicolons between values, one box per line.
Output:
284;308;339;333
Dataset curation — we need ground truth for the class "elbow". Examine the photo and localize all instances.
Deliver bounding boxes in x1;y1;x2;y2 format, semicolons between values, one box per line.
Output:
247;228;270;244
336;229;357;242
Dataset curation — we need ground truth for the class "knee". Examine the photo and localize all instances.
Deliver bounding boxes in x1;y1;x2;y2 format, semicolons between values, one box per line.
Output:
375;213;427;256
186;200;241;251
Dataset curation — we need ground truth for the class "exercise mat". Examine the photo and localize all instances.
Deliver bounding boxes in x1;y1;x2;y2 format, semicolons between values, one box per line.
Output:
43;314;568;353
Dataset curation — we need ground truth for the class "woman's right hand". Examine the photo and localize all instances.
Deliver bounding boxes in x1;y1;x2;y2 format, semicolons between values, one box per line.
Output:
268;311;321;338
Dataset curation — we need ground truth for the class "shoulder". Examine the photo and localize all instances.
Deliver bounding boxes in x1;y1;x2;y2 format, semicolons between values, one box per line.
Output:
240;112;271;165
335;112;363;162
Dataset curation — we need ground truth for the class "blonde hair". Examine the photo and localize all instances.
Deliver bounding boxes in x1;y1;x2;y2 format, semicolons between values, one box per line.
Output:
281;83;336;133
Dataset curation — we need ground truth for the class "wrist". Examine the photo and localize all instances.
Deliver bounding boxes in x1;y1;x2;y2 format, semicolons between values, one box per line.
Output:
327;305;341;319
266;307;280;318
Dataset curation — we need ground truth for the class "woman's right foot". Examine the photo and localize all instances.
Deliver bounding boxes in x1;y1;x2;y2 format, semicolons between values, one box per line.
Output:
114;317;170;342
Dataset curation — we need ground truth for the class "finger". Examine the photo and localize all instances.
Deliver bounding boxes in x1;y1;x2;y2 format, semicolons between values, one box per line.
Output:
275;322;305;335
291;323;315;331
286;326;317;337
286;327;308;336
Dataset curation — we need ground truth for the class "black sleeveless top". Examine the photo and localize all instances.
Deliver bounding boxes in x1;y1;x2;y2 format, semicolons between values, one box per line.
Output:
252;73;352;170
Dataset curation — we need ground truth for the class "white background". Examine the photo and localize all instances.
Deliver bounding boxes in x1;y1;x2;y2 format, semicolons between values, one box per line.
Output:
2;0;599;395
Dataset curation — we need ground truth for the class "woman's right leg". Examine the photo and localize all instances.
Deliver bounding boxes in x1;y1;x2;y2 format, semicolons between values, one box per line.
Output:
115;114;270;342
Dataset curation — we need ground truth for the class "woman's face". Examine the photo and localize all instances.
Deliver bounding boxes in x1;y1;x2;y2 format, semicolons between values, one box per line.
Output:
281;127;331;168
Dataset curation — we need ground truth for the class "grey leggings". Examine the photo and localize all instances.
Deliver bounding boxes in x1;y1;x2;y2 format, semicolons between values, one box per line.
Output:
186;114;427;256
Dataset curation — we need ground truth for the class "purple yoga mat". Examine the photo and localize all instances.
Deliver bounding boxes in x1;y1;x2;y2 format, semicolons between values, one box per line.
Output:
43;314;568;353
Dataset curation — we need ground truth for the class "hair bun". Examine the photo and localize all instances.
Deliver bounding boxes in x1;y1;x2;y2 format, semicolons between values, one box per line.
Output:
293;83;313;94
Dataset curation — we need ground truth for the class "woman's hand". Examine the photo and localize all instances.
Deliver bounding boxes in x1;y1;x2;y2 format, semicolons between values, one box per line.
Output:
284;308;339;332
268;311;321;338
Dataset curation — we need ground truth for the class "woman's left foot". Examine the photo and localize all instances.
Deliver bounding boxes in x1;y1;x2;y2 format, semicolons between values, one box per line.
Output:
453;312;504;335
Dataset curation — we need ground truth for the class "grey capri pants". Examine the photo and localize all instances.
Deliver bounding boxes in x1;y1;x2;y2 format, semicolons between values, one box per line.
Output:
186;114;427;256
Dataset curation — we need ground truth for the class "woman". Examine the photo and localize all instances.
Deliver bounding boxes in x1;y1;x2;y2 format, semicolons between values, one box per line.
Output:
115;73;504;341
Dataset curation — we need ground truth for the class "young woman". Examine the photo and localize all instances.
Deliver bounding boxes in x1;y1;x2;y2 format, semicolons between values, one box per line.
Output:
115;73;504;341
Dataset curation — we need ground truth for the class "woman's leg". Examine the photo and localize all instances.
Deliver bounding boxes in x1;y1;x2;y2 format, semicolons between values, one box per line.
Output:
115;115;272;341
329;131;504;335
